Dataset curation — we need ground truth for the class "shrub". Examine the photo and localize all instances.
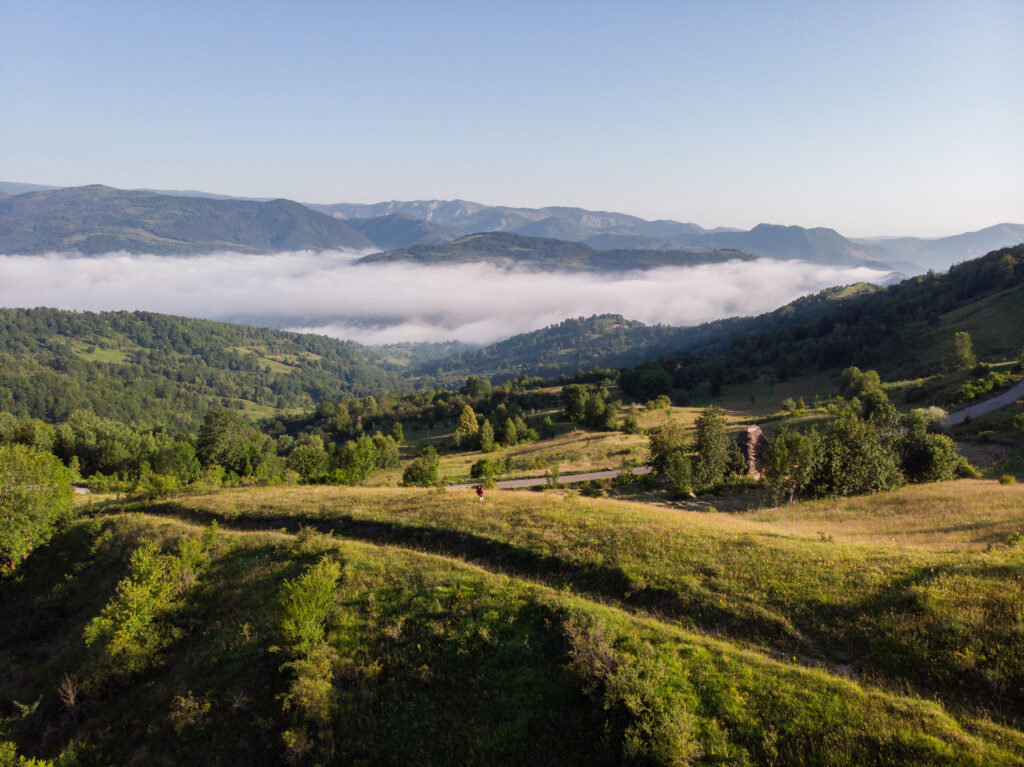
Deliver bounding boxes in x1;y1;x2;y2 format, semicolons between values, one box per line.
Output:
278;556;342;656
402;446;439;487
897;431;964;483
999;474;1017;485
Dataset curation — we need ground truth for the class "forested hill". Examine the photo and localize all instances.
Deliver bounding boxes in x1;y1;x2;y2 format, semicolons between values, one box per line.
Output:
356;231;752;272
0;308;403;429
413;285;881;384
627;243;1024;397
0;185;374;254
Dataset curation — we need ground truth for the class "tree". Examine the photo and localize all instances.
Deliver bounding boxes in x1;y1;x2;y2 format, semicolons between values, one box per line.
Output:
152;441;201;485
460;376;492;400
648;420;687;474
763;427;821;504
390;422;404;445
454;405;479;450
562;384;589;423
1;444;74;572
502;417;518;447
809;410;902;498
14;419;56;453
691;405;730;491
942;332;976;374
479;420;496;452
197;410;276;478
0;412;17;443
287;436;331;482
371;433;401;470
402;446;439;487
897;431;965;483
336;436;378;485
663;453;693;498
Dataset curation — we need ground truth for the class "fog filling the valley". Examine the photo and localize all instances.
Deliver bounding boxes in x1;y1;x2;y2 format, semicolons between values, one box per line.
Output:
0;252;893;345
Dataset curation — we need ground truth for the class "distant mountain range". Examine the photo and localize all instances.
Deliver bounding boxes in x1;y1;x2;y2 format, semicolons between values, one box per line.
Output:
1;182;1021;273
0;185;373;254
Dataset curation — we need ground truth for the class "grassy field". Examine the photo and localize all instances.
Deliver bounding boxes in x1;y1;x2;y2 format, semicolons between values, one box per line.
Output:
3;495;1024;765
93;479;1024;728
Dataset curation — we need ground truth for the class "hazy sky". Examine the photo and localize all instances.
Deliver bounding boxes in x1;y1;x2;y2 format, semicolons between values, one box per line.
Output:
2;1;1021;236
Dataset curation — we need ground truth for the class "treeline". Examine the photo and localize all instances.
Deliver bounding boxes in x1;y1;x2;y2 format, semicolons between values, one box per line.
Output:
646;367;975;501
0;308;404;428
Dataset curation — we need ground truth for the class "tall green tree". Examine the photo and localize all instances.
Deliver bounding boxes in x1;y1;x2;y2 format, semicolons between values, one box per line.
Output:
942;331;976;374
763;426;821;504
454;405;479;450
478;420;496;452
691;405;730;491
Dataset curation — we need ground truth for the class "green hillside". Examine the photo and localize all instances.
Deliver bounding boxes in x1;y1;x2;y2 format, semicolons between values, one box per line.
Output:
2;484;1022;765
0;308;402;429
0;186;374;254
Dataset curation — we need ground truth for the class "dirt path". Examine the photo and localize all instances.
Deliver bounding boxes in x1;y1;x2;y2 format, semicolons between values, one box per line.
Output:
448;465;652;490
944;379;1024;426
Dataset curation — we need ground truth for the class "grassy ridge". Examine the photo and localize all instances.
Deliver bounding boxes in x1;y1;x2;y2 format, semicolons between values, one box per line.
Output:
2;512;1022;765
128;483;1024;725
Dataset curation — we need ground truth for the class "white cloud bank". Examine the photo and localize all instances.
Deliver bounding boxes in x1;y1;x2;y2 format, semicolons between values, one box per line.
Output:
0;251;892;345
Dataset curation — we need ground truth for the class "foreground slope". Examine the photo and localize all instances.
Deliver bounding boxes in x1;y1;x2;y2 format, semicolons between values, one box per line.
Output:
2;490;1022;765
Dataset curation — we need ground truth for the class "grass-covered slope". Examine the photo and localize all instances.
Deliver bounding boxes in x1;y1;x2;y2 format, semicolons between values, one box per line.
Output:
3;501;1022;766
129;482;1024;725
0;307;403;428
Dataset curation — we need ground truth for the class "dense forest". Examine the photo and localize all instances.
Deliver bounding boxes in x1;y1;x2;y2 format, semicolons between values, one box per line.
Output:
0;309;404;429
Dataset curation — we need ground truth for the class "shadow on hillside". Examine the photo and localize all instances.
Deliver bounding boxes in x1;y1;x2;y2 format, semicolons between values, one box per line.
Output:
140;502;805;656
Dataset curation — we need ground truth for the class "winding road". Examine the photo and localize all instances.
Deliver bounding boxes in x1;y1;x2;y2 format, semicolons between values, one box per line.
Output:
943;378;1024;426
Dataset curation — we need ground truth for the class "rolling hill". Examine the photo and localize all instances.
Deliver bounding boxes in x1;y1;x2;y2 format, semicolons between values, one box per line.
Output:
356;231;752;272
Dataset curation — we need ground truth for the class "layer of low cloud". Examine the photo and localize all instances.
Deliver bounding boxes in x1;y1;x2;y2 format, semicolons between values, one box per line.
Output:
0;251;893;345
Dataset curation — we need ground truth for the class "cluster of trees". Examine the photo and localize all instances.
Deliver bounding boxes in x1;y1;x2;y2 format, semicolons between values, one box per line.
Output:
454;403;539;451
648;405;744;497
560;384;620;430
763;369;973;503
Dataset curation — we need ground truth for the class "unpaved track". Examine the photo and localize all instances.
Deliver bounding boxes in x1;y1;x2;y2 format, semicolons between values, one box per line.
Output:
448;465;652;490
944;379;1024;426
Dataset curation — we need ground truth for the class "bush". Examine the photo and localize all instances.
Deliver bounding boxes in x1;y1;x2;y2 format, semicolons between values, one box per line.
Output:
0;444;75;572
897;431;964;483
999;474;1017;485
402;446;439;487
279;556;342;656
809;410;902;498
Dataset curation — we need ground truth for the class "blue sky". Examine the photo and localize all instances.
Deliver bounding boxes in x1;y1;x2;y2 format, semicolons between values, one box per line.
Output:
1;0;1021;236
